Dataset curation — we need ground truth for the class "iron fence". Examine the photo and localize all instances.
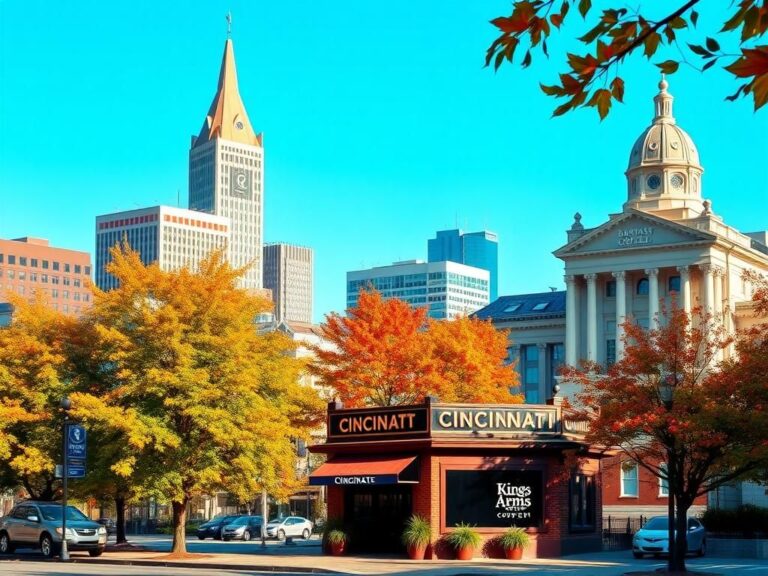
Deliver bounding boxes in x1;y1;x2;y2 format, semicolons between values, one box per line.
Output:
602;515;646;551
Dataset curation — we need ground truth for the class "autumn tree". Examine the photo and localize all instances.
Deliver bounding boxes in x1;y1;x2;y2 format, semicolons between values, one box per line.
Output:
486;1;768;117
313;290;520;406
73;246;323;555
564;301;768;572
0;295;80;501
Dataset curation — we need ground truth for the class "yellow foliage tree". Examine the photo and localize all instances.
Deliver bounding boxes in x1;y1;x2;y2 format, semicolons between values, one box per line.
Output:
0;294;79;500
74;246;323;554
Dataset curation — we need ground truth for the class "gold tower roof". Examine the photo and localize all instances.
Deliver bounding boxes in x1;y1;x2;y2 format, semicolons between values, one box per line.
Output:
194;39;261;148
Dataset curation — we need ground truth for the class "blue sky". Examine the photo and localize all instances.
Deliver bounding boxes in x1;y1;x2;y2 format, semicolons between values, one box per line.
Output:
1;1;766;322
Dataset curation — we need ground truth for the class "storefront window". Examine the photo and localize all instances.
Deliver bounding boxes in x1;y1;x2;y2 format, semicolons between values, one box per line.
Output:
569;473;596;532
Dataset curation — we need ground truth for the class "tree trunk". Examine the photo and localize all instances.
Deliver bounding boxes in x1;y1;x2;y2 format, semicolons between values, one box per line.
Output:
672;501;690;572
171;499;188;554
115;495;127;544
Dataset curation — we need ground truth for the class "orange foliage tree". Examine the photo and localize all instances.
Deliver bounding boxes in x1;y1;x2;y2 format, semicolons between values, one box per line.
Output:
564;296;768;572
486;1;768;116
312;290;520;407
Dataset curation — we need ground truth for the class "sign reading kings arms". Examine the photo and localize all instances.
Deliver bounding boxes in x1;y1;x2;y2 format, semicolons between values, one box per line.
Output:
327;401;587;442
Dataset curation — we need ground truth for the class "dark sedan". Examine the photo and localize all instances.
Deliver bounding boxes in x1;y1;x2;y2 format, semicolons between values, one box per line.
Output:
195;515;239;540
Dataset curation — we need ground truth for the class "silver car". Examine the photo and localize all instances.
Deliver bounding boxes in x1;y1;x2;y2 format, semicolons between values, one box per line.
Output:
264;516;313;540
221;515;264;541
0;501;107;558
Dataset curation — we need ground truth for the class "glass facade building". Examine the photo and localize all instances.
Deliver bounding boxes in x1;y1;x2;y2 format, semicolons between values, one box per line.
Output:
428;229;498;301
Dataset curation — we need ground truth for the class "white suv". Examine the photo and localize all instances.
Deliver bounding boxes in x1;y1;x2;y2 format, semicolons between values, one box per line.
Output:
0;501;107;558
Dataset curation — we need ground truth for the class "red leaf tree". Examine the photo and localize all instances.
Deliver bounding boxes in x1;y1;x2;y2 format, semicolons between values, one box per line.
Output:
564;289;768;573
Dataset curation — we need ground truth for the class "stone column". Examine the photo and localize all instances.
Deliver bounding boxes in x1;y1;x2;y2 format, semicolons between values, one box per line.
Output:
713;266;724;317
613;271;627;360
700;264;714;313
565;275;579;365
677;265;691;314
537;343;548;403
586;274;598;362
646;268;659;326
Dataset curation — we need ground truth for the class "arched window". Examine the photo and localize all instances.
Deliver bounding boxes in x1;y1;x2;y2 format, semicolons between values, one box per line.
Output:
637;278;649;295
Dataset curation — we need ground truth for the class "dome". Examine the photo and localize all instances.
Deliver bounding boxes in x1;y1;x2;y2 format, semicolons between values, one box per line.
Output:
624;76;705;217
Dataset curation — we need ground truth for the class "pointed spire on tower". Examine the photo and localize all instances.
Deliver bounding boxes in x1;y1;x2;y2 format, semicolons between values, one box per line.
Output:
653;73;675;124
194;21;261;148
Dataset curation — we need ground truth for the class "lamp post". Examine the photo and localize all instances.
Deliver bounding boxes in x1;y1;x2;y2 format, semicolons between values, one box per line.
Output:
60;396;72;561
658;372;676;571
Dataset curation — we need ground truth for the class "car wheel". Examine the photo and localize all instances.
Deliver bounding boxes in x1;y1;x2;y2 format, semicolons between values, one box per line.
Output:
0;531;14;554
40;534;58;558
697;539;706;557
89;548;104;557
302;528;310;540
632;551;643;559
277;529;286;541
197;535;206;540
242;530;252;541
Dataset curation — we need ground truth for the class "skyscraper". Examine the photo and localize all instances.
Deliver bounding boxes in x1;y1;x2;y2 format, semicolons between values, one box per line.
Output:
263;243;313;323
189;38;264;290
428;229;498;301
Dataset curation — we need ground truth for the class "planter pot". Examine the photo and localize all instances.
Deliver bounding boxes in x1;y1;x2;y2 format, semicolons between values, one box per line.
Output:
407;544;427;560
455;545;474;560
504;546;523;560
329;541;346;556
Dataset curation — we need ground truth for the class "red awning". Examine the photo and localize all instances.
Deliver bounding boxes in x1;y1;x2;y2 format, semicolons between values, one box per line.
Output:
309;455;418;486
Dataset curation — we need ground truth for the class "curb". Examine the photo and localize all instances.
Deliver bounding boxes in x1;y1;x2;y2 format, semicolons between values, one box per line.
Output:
65;558;343;573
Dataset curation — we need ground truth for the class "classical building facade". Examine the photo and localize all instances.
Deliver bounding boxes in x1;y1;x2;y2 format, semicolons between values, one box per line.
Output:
263;243;313;323
189;38;264;290
347;259;490;319
475;78;768;517
95;206;229;290
0;237;92;316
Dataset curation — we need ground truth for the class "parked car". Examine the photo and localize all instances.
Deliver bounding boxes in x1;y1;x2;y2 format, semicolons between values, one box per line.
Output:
632;516;706;558
97;518;117;535
221;515;263;541
264;516;313;541
195;515;239;540
0;501;107;558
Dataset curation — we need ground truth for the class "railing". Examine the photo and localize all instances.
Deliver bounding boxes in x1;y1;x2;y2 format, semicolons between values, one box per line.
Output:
602;516;645;551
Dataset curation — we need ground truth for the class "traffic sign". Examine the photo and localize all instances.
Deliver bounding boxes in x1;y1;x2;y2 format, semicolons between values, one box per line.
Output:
55;464;87;479
67;424;87;460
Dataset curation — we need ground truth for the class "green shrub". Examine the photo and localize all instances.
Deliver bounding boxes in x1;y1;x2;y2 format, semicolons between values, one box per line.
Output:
326;529;347;545
445;523;482;550
499;526;530;550
702;505;768;537
402;514;431;548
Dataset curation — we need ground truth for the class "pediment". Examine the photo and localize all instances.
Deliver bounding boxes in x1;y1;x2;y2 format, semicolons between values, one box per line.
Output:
554;210;716;257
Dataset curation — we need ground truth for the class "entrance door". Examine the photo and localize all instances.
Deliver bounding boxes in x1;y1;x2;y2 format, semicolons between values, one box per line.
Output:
344;485;412;552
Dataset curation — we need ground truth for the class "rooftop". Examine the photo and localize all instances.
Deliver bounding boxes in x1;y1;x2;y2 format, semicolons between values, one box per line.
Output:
472;290;566;321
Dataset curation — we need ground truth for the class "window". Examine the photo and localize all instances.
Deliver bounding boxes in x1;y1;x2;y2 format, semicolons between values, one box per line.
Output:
532;302;549;311
659;463;669;497
41;274;48;283
0;254;3;263
31;258;38;267
63;277;71;286
30;273;37;282
606;339;616;367
52;289;58;298
668;276;681;294
521;345;539;403
637;278;649;295
64;263;71;273
8;255;15;265
84;266;91;275
42;260;49;269
503;303;521;313
569;473;596;531
18;271;26;280
606;280;616;297
621;462;639;497
74;265;81;274
549;343;565;393
63;290;69;299
53;262;59;271
19;257;27;266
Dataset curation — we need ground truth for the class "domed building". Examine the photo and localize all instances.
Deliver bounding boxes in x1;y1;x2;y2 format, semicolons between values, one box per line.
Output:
475;77;768;518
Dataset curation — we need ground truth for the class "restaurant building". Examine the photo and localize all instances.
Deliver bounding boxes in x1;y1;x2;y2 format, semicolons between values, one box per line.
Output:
309;397;606;558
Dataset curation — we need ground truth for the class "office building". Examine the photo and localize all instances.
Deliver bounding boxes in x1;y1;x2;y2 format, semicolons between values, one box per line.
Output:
347;260;490;319
263;243;313;323
0;237;92;316
428;229;498;301
189;38;264;290
95;206;229;290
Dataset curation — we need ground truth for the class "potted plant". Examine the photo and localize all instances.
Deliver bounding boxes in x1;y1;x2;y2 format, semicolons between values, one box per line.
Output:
326;529;348;556
401;514;431;560
499;526;530;560
445;522;482;560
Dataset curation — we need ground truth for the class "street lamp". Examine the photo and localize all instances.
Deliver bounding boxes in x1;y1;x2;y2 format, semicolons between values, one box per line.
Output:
60;396;72;561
